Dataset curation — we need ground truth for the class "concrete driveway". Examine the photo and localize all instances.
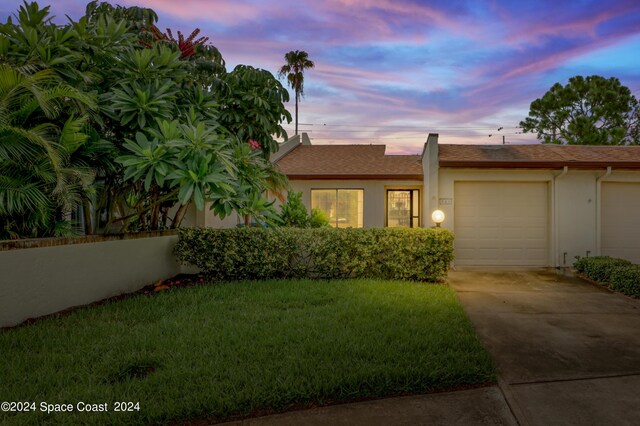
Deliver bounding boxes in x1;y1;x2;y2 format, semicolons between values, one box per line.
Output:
449;269;640;426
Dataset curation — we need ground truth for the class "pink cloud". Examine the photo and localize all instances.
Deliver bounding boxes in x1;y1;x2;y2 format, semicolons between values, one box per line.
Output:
321;0;484;40
468;30;637;105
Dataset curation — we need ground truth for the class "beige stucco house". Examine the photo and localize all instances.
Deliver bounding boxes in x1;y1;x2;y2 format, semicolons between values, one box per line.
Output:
206;133;640;267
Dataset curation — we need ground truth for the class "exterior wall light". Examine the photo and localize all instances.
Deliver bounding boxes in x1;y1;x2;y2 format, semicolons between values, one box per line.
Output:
431;210;445;227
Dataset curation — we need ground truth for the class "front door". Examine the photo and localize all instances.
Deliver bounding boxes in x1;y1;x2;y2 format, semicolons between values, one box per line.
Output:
387;190;420;227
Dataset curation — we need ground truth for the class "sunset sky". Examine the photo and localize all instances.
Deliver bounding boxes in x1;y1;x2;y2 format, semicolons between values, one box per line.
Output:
2;0;640;153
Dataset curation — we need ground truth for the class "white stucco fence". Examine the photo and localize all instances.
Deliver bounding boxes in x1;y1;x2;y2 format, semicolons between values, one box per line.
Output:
0;232;182;328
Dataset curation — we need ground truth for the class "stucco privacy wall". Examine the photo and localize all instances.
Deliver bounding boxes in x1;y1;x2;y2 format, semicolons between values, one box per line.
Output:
290;180;423;228
202;208;244;228
0;234;181;327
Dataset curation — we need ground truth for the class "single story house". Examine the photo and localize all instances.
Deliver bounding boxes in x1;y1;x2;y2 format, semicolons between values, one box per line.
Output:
207;133;640;267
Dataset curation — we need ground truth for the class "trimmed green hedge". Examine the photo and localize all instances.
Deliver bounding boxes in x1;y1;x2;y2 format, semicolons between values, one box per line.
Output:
175;227;455;282
573;256;632;283
608;265;640;296
573;256;639;297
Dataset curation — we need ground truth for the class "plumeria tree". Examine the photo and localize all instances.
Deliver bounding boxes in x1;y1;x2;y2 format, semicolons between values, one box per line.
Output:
219;65;291;157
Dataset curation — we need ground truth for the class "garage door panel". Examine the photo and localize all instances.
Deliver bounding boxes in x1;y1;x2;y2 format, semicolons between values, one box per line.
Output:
454;182;549;266
476;248;501;259
502;228;524;240
602;183;640;263
476;227;501;239
503;249;525;260
525;228;545;239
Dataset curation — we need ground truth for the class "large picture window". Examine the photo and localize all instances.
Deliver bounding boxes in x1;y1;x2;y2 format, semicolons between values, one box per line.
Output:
311;189;364;228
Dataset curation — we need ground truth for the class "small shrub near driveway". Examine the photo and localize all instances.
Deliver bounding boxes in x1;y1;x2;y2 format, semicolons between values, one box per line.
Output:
573;256;640;297
175;227;455;282
608;265;640;297
573;256;631;283
0;279;494;425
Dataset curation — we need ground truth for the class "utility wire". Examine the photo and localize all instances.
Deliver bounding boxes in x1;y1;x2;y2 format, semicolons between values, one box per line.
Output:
290;123;519;130
307;134;533;141
283;129;507;134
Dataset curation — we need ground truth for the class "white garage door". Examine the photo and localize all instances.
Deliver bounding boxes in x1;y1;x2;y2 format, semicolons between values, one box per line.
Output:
454;182;549;266
601;182;640;263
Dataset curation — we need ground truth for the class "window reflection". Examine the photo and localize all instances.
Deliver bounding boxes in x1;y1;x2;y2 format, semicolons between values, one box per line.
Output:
311;189;364;228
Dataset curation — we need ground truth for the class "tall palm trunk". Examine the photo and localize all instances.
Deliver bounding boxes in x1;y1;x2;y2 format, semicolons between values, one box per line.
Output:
295;92;299;135
278;50;314;138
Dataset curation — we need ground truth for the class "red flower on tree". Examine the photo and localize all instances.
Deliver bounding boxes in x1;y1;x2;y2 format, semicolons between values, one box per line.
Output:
248;139;261;150
140;26;209;59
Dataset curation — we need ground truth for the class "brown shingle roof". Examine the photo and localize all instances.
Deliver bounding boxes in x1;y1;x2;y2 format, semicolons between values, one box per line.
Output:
439;144;640;169
275;145;422;180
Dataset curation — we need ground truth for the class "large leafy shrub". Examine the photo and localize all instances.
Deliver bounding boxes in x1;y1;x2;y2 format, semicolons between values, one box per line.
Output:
0;1;291;238
175;227;454;282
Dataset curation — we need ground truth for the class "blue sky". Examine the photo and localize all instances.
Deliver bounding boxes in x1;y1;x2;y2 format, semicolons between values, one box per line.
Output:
2;0;639;153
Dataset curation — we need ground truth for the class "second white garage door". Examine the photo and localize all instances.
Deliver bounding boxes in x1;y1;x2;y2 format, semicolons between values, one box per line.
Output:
601;182;640;263
454;182;549;266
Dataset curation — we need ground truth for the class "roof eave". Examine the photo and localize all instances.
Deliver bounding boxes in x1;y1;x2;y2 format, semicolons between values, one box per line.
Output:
287;174;424;180
439;161;640;169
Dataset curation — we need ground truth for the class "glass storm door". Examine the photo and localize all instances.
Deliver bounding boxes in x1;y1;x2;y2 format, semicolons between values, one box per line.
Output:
387;190;420;228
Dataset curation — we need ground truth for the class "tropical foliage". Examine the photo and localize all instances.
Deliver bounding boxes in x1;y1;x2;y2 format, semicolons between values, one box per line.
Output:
520;75;640;145
0;64;96;238
0;1;292;238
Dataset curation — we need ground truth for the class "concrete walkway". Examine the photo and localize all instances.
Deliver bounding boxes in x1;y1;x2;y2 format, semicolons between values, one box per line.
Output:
222;269;640;425
222;387;517;425
449;269;640;426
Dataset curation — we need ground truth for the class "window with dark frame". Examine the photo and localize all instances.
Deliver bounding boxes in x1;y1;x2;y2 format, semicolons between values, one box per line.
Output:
386;189;420;228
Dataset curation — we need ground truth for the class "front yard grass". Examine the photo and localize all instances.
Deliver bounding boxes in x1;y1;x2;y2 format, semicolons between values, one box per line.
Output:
0;279;494;425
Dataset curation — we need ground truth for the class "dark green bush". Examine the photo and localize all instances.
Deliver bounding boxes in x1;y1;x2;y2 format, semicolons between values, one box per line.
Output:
573;256;631;283
278;191;310;227
608;265;640;297
175;227;454;282
574;256;639;297
278;191;330;228
308;208;330;228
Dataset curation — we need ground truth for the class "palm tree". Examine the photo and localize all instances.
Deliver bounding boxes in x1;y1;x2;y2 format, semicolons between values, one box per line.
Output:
0;64;96;238
278;50;314;136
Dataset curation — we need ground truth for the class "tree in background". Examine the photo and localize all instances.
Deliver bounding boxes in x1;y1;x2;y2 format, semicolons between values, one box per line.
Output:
278;50;314;136
520;75;640;145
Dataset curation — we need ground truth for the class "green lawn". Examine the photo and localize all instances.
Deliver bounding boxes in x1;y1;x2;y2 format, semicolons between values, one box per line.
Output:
0;279;494;425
